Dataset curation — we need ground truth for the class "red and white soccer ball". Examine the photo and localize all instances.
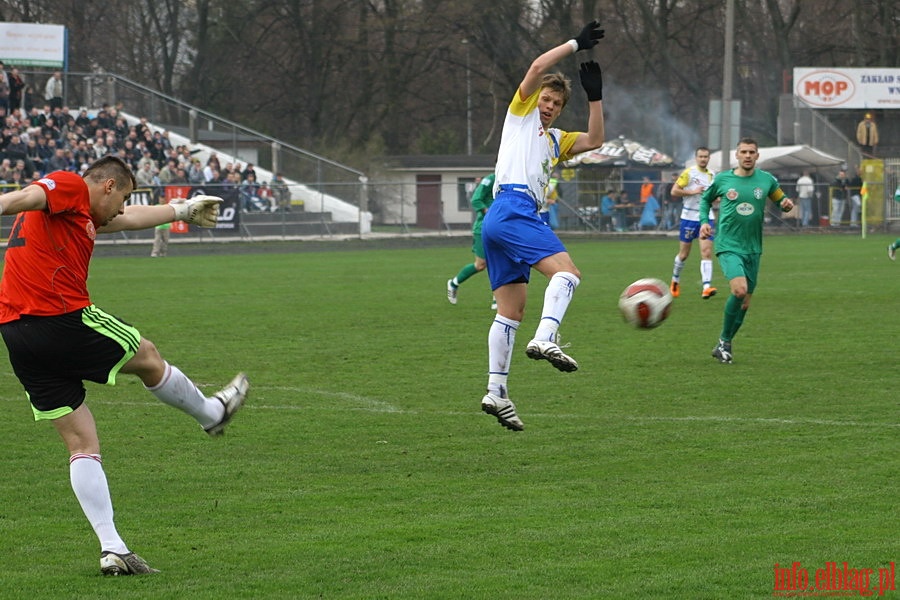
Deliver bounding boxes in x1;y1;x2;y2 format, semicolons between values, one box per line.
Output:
618;278;673;329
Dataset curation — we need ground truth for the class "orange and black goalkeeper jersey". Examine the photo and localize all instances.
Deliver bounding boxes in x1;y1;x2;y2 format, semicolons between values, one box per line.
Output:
0;171;96;322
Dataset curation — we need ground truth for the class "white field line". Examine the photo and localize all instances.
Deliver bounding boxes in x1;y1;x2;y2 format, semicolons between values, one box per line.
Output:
1;383;897;427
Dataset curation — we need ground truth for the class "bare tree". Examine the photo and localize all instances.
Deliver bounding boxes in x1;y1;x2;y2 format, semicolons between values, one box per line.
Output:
0;0;896;167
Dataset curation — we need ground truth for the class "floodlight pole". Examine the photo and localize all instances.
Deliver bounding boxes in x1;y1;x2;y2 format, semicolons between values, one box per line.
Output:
720;0;735;172
463;38;473;156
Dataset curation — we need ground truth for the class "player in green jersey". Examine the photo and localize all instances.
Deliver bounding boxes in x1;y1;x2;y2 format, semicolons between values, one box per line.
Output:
699;138;794;363
447;173;496;308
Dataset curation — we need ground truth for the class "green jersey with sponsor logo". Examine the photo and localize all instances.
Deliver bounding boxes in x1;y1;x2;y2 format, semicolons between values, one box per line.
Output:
699;168;786;256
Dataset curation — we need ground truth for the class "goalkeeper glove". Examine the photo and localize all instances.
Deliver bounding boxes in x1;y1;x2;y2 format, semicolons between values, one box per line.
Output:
170;195;222;227
579;61;603;101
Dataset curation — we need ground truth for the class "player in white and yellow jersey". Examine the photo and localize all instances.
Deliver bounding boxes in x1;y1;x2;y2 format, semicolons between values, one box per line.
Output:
670;146;718;299
479;21;606;431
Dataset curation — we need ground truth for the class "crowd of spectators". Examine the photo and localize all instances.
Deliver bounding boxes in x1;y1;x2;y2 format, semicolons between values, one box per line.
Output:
0;97;290;211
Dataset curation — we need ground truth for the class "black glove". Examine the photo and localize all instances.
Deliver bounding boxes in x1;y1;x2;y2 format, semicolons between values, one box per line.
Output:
579;61;603;101
573;20;605;51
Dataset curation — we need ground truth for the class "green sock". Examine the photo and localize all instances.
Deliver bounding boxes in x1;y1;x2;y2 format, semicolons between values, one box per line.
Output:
729;305;748;340
720;295;743;342
454;263;479;285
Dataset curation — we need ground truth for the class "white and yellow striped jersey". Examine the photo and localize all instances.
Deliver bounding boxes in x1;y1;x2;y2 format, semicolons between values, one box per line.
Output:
676;165;715;222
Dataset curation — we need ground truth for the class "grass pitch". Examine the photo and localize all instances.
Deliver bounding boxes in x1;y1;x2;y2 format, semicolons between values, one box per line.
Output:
0;233;897;599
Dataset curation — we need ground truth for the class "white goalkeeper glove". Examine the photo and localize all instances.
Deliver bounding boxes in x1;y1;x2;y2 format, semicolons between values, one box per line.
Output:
170;195;223;227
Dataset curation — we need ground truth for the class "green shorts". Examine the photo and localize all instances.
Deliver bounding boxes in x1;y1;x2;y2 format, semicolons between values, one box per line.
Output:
472;231;485;260
717;251;760;294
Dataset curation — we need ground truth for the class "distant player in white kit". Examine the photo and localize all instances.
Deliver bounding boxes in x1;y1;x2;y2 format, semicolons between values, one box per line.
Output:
670;146;718;299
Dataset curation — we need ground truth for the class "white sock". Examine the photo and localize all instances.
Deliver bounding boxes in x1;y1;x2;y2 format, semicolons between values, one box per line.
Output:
534;272;580;343
70;454;128;554
487;315;519;397
147;362;223;429
701;259;713;288
672;256;685;281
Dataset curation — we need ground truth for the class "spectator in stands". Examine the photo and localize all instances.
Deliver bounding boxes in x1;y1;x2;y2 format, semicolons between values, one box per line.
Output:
72;138;94;169
241;162;257;182
96;105;114;130
59;113;77;141
203;154;220;179
75;108;91;128
157;158;178;184
0;158;13;182
121;139;140;169
41;116;61;142
134;116;150;139
90;136;107;159
136;149;155;172
26;106;41;128
4;133;28;163
113;116;129;142
25;137;43;174
204;165;220;185
21;84;35;112
135;160;157;189
239;172;260;212
0;62;10;114
150;140;166;164
44;72;63;110
47;148;70;173
13;157;32;180
62;131;80;153
270;172;290;211
8;66;24;113
8;165;25;187
187;158;204;184
36;135;53;166
258;181;275;212
104;132;117;152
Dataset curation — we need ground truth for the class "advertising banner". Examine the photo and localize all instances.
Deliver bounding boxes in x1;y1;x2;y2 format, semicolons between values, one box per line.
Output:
0;23;65;68
794;67;900;109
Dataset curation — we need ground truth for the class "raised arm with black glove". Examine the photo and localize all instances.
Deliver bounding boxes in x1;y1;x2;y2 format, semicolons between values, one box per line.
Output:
570;20;605;52
579;61;603;102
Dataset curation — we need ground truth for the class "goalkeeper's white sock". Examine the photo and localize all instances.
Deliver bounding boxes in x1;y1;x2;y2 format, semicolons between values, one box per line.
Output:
701;259;713;288
147;362;224;429
70;453;128;554
534;272;580;343
672;255;685;281
487;315;518;397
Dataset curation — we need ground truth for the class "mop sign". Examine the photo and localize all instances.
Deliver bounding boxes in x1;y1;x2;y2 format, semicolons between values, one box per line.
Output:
773;561;896;597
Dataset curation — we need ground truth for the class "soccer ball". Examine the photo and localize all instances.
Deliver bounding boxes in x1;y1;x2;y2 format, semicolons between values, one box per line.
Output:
618;278;673;329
